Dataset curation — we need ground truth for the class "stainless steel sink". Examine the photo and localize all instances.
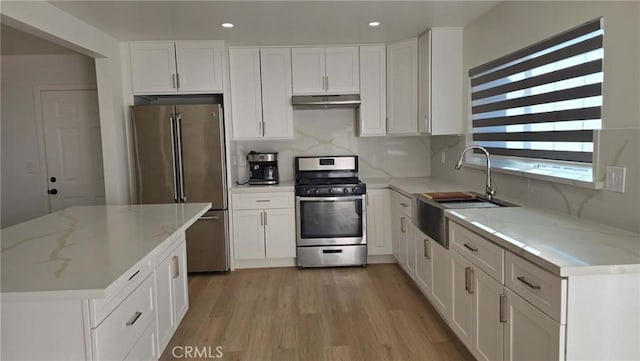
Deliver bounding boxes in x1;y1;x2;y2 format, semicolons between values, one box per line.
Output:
412;192;517;248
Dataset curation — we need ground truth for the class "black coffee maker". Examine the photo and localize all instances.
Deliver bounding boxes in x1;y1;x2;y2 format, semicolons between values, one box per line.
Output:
247;151;279;185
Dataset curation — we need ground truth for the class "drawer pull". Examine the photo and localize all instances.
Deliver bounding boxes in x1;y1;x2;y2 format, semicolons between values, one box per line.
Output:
424;239;430;259
499;294;507;323
201;215;221;221
255;200;270;203
323;249;342;254
400;202;409;207
126;311;142;326
400;217;406;233
463;243;478;252
516;276;541;290
127;270;140;281
172;256;180;279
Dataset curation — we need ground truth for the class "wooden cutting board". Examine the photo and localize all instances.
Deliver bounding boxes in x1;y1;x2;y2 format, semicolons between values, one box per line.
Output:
422;191;476;201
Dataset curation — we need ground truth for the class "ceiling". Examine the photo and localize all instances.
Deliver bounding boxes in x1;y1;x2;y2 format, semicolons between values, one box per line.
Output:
1;24;79;55
48;1;501;45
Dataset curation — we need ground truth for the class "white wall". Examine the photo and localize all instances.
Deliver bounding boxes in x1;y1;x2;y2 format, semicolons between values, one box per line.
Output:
0;54;97;227
233;109;430;183
431;1;640;233
1;1;131;207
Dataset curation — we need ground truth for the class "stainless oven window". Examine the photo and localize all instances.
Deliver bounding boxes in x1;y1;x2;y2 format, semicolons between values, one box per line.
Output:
298;198;363;239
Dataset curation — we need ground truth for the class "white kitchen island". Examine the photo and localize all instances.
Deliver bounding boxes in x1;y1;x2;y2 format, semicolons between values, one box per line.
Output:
1;203;210;361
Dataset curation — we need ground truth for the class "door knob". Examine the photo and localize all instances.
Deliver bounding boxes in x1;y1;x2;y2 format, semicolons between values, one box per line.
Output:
48;189;58;195
50;177;57;183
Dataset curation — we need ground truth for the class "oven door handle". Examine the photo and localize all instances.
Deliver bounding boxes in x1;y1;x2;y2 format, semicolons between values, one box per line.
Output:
296;195;365;202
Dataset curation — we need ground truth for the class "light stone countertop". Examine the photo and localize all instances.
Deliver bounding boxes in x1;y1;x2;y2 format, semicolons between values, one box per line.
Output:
445;207;640;277
1;203;210;300
363;176;640;277
230;180;295;193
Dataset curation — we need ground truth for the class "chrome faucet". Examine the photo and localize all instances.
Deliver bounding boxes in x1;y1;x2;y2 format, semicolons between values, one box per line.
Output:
455;145;496;200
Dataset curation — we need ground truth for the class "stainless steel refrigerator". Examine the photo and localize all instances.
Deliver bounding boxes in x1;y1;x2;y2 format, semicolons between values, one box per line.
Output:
131;104;229;272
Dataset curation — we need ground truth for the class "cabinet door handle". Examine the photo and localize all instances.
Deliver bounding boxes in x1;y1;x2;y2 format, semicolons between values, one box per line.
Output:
201;215;221;221
516;276;541;290
127;270;140;281
424;239;431;259
400;217;406;233
258;121;263;136
464;267;471;292
326;76;329;90
468;268;474;294
255;200;270;203
126;311;142;326
176;73;180;89
400;202;408;208
260;211;264;226
463;243;478;252
172;74;177;89
264;211;268;226
499;294;507;323
172;255;180;279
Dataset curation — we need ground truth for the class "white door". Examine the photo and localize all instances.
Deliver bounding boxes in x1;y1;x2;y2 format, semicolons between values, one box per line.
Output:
260;48;294;139
325;46;359;93
450;251;474;349
366;190;392;256
41;90;105;212
175;41;224;93
504;288;564;361
359;45;387;136
291;47;326;94
473;267;504;361
129;42;177;93
229;48;263;139
155;252;176;353
233;210;266;260
386;38;418;135
264;208;295;258
172;241;189;325
431;241;452;321
414;229;433;296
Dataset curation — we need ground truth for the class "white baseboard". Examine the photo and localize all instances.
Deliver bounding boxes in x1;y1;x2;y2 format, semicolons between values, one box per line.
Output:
234;258;296;269
367;254;396;264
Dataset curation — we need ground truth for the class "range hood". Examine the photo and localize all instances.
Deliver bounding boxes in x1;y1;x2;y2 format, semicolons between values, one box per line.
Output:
291;94;361;109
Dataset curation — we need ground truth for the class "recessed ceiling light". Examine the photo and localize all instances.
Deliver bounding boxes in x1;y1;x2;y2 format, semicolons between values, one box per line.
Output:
221;23;234;28
368;21;381;27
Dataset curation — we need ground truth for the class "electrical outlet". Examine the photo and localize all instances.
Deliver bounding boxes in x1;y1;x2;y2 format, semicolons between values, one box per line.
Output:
441;151;446;164
605;166;626;193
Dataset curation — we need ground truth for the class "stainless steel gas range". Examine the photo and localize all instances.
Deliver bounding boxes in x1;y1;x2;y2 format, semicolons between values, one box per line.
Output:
294;156;367;268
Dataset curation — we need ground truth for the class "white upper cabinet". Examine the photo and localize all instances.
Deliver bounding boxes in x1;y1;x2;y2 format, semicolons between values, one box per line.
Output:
325;47;359;93
386;38;418;135
130;42;177;94
292;46;359;95
229;48;263;139
418;28;463;135
129;41;224;94
260;48;294;139
359;45;387;137
175;41;224;92
229;48;294;140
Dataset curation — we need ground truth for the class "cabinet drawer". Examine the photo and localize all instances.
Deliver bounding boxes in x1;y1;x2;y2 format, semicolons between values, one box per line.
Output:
92;274;156;361
89;255;154;327
450;222;504;283
232;192;294;210
505;252;566;323
395;192;412;216
124;321;158;361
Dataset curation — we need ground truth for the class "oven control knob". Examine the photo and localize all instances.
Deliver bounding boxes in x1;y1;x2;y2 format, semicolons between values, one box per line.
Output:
328;189;334;194
314;189;320;194
352;188;358;193
305;189;312;195
343;188;350;193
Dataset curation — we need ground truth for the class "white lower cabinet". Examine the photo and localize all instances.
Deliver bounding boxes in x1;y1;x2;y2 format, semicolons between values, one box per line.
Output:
125;322;159;361
450;250;474;348
473;266;504;361
366;189;392;256
430;240;452;320
232;192;295;261
155;239;189;355
504;287;564;361
414;228;433;297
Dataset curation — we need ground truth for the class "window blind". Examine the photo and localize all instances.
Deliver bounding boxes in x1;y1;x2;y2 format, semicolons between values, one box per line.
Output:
469;18;603;163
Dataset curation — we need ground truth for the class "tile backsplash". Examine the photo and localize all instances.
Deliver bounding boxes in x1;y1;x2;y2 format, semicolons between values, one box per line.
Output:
232;108;430;182
430;128;640;233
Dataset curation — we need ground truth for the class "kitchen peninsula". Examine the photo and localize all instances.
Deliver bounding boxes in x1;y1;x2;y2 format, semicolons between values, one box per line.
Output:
1;203;210;361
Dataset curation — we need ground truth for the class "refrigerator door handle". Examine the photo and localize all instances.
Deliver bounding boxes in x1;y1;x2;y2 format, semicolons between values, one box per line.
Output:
169;115;179;202
176;113;187;202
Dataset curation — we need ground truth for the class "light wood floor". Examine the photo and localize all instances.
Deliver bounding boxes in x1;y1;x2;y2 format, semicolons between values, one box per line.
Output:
160;264;473;361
